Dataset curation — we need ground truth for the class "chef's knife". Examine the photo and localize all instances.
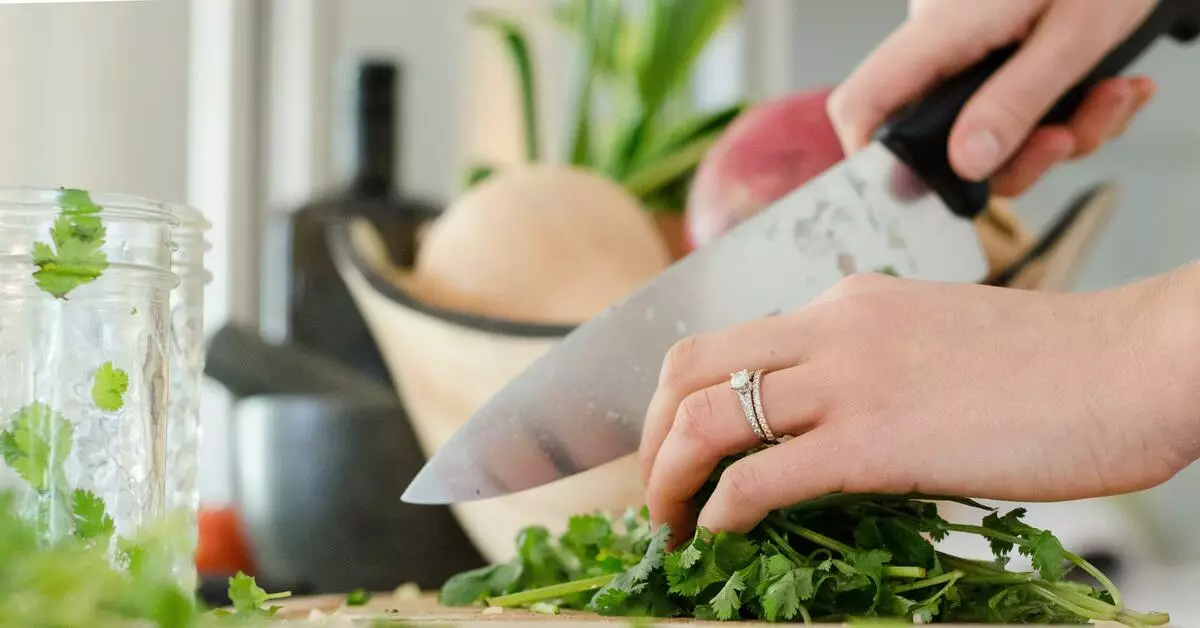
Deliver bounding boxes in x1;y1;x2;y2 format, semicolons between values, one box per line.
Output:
403;0;1200;505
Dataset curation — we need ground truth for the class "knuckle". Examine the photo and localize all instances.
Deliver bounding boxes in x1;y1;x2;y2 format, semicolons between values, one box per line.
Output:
825;87;851;128
675;388;719;448
718;460;764;511
660;335;703;391
980;96;1040;149
839;272;891;293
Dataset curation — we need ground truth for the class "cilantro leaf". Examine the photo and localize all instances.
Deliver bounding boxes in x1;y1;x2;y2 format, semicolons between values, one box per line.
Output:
32;189;109;299
709;571;745;620
440;562;521;606
225;571;292;617
562;513;614;558
761;569;801;621
438;453;1158;625
71;488;115;544
92;362;129;412
0;403;73;492
1023;530;1068;581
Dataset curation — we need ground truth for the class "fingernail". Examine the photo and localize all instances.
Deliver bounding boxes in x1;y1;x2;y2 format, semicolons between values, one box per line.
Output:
959;128;1003;180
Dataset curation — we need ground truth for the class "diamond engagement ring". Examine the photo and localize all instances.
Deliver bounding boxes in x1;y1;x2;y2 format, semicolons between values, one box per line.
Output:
730;369;777;444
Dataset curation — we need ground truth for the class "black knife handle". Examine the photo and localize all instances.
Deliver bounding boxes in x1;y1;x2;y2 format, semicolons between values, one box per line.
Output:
878;0;1199;220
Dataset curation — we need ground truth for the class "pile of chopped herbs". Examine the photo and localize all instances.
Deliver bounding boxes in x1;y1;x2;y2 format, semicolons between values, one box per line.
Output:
440;456;1168;625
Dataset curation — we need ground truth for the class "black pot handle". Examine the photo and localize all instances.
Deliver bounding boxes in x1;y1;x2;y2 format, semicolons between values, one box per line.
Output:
879;0;1199;220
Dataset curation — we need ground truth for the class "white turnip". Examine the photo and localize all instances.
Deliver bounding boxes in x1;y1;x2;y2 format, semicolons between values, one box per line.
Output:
412;164;672;324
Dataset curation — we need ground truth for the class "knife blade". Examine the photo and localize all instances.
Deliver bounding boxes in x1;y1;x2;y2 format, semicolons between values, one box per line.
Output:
403;0;1199;505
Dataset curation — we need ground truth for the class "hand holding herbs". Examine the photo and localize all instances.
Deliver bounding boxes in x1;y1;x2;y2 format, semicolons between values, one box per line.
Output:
639;270;1200;537
440;469;1166;625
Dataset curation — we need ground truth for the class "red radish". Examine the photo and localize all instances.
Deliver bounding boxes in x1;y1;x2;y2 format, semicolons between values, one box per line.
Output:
686;86;845;249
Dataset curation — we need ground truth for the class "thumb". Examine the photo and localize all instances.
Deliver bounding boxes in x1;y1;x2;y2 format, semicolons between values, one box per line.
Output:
948;0;1157;181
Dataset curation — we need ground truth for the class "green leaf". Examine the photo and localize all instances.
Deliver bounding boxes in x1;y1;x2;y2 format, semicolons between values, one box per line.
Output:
761;569;801;621
607;0;741;174
0;403;73;492
463;163;498;189
1023;530;1068;582
32;189;109;299
226;571;292;617
590;524;670;613
854;518;886;550
709;571;745;620
91;362;129;412
440;562;520;606
71;489;115;544
562;513;614;557
879;518;936;570
472;12;539;162
346;588;372;606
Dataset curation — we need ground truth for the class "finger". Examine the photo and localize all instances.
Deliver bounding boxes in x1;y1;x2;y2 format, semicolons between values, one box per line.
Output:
1065;78;1135;158
827;16;1003;154
697;427;852;533
948;0;1158;180
991;127;1076;196
646;366;829;537
639;315;807;485
1109;76;1157;139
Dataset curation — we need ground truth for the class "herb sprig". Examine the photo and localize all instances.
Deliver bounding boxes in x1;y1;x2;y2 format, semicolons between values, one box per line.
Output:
31;188;110;299
440;454;1167;625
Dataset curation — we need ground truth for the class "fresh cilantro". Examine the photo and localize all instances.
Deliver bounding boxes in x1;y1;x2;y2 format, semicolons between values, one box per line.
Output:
439;452;1167;626
92;361;129;412
72;488;115;544
709;570;745;620
346;588;372;606
217;571;292;618
32;188;109;299
0;403;72;492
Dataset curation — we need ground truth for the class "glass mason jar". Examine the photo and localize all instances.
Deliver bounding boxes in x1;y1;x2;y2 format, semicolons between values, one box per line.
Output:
165;202;211;591
0;187;178;564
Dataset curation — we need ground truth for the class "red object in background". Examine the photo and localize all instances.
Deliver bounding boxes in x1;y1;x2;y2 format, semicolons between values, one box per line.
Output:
685;86;846;250
195;506;256;576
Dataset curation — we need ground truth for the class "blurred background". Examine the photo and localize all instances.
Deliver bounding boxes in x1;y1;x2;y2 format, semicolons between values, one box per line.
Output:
0;0;1197;619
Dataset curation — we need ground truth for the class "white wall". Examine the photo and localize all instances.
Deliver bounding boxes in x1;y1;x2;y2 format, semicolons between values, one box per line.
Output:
0;0;189;199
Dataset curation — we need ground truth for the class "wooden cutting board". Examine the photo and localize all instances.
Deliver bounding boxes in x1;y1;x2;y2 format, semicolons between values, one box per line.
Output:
269;591;1134;626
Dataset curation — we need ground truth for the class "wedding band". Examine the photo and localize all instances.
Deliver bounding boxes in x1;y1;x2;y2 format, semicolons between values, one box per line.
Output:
750;369;779;444
730;369;767;442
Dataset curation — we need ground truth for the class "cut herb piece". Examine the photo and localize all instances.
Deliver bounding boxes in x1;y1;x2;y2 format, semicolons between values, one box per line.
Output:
92;361;129;412
32;188;109;299
0;403;73;492
346;588;372;606
71;488;115;545
216;571;292;618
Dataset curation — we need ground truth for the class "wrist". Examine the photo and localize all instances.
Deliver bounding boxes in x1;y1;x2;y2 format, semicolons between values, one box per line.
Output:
1139;263;1200;462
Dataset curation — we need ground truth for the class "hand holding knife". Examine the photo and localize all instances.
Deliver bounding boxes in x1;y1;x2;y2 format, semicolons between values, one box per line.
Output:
403;0;1200;532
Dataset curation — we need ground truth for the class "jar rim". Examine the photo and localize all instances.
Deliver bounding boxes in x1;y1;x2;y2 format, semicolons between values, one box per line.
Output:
0;186;180;225
165;201;212;232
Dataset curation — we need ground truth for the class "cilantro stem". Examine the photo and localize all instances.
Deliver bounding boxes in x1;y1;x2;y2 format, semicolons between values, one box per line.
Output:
890;570;965;594
1028;584;1106;620
773;519;854;555
485;574;615;608
771;519;924;578
943;523;1122;606
764;525;807;566
883;567;926;579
